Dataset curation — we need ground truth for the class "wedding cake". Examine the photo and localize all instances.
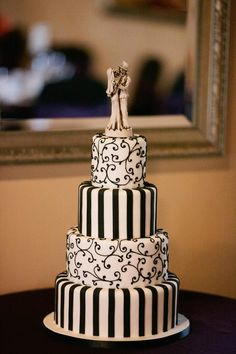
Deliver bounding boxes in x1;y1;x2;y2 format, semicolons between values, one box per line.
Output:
44;62;190;343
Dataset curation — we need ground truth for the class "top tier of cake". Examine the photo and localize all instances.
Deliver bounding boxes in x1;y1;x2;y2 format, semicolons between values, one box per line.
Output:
91;133;147;189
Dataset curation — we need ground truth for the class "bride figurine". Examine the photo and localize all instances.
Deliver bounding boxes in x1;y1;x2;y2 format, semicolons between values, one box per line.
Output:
106;61;132;136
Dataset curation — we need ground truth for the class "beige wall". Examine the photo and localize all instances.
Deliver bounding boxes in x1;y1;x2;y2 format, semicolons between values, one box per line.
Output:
0;7;236;298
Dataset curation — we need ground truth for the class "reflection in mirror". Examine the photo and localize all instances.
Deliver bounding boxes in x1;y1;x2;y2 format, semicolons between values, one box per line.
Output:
0;0;194;124
0;0;230;163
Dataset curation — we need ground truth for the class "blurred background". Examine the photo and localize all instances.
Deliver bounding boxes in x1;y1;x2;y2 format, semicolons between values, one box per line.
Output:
0;0;193;121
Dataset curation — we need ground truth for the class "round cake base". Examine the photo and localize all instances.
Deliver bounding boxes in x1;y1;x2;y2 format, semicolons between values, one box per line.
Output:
43;313;190;348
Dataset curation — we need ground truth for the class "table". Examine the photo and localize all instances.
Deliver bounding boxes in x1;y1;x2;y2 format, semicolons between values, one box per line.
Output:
0;289;236;354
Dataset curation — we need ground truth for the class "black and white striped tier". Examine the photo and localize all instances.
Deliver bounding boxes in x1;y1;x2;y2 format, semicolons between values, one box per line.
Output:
54;272;179;339
78;181;157;239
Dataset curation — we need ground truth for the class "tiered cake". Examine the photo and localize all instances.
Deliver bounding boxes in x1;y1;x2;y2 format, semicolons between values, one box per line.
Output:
44;62;190;343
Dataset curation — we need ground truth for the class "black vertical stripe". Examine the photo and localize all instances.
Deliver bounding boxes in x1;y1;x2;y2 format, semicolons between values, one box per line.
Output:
159;284;169;332
122;289;131;337
78;185;83;232
144;183;157;235
108;289;115;337
149;186;156;234
60;282;70;328
176;277;180;325
54;272;68;324
135;288;145;336
98;189;106;238
54;278;59;323
68;284;79;331
86;187;93;236
113;189;119;239
126;190;133;240
155;186;158;231
55;277;67;324
79;286;90;334
78;182;90;233
146;286;158;335
169;274;180;325
163;281;176;328
93;288;102;336
170;282;176;328
140;189;146;237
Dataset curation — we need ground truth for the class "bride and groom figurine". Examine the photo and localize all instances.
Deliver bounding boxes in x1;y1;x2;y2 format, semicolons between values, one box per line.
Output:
105;61;133;137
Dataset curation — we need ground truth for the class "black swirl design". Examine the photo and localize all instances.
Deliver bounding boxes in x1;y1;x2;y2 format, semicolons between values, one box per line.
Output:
66;229;168;288
91;134;147;188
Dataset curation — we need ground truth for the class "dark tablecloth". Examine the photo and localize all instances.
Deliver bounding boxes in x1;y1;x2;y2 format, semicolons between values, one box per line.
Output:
0;289;236;354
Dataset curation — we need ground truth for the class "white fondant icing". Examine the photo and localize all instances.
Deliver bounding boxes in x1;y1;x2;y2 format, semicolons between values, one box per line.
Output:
130;290;138;336
54;272;179;339
91;188;99;237
104;189;113;238
66;227;168;288
118;190;127;236
133;191;140;237
158;286;164;332
78;181;157;239
91;134;146;189
73;286;81;332
86;287;94;336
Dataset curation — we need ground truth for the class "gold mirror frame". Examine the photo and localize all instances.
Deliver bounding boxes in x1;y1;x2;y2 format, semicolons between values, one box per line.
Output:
0;0;230;164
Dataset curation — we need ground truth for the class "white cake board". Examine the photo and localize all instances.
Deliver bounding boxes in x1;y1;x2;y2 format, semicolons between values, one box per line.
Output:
43;313;190;347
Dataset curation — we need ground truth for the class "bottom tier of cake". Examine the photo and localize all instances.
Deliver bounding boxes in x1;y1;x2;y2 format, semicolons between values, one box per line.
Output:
54;271;180;339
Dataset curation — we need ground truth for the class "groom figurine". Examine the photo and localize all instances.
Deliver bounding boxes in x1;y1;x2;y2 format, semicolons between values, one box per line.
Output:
106;61;131;133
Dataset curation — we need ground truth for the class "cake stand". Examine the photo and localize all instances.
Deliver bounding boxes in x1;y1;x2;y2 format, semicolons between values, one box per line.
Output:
43;312;190;348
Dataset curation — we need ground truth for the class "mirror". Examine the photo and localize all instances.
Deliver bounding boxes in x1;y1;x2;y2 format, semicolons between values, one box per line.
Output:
0;0;189;120
0;0;230;164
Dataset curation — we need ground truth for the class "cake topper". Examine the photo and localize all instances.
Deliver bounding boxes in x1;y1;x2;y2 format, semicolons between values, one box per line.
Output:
105;61;133;137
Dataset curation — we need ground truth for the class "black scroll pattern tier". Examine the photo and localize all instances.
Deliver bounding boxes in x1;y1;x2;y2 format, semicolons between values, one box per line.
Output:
78;181;157;240
91;134;147;189
66;227;168;288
